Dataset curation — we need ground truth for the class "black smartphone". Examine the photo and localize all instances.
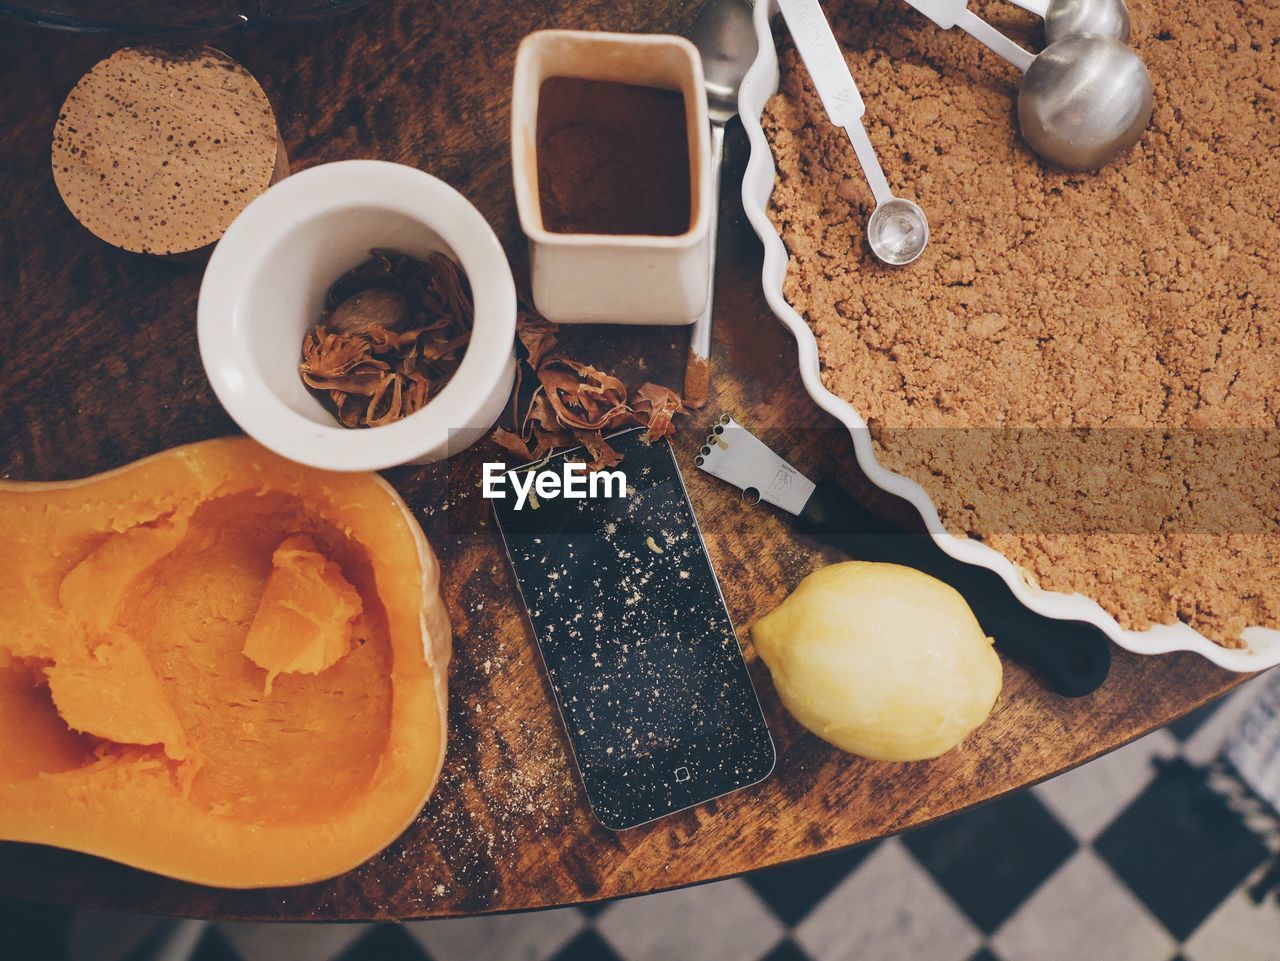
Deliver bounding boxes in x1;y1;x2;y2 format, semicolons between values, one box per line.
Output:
491;427;775;830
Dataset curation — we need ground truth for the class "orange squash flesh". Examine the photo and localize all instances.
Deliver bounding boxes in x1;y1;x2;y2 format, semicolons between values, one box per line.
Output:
242;533;365;693
0;438;450;888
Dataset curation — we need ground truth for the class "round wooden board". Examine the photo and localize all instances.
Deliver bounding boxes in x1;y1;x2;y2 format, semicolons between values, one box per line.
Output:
52;45;286;257
0;0;1251;922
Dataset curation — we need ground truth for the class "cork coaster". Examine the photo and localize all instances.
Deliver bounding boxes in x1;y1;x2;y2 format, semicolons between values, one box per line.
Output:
52;46;288;257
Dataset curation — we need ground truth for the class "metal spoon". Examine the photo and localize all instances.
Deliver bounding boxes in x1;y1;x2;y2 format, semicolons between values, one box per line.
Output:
1007;0;1131;44
903;0;1152;170
684;0;758;408
1018;33;1152;170
777;0;929;265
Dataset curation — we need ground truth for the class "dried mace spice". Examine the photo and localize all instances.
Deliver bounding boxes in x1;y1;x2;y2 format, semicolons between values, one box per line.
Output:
299;250;472;429
492;305;690;470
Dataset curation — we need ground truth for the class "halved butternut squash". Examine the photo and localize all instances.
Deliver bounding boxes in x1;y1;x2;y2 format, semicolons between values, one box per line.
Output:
0;438;449;888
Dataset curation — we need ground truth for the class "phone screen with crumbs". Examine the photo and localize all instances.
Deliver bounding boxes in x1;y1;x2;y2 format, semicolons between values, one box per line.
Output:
491;428;775;830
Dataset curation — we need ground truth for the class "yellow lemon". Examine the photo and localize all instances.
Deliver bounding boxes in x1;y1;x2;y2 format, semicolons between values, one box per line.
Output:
752;561;1002;761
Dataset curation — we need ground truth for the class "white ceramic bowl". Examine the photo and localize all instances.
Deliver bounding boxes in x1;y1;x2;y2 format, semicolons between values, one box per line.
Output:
199;160;517;471
511;30;712;325
738;0;1277;672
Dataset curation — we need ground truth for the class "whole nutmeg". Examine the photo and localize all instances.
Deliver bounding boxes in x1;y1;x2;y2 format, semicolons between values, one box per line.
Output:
327;288;409;334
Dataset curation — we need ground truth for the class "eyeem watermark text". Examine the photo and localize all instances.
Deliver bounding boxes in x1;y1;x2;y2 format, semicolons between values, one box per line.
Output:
483;462;626;510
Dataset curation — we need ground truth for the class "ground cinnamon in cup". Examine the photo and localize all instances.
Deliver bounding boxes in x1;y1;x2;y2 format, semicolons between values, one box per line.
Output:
536;77;691;236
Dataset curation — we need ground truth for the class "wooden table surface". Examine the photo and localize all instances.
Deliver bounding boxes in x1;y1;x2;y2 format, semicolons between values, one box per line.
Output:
0;0;1248;922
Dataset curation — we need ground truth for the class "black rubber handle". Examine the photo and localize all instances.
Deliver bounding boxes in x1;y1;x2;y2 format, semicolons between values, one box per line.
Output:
796;478;1110;697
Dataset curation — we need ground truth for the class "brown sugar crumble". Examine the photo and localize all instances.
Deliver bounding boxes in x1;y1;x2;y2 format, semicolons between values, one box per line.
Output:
762;0;1280;646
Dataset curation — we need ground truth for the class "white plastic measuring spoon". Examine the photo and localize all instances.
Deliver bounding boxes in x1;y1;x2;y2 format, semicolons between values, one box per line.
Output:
776;0;929;266
907;0;1035;70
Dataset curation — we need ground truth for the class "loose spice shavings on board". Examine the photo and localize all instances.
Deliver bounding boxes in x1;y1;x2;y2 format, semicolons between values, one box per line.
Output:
300;250;472;428
492;304;690;469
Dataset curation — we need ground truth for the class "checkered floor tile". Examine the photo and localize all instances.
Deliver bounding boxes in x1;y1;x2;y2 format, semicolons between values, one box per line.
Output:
7;673;1280;961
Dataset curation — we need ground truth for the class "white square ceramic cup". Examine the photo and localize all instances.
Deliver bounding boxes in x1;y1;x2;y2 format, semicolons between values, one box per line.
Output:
512;30;712;325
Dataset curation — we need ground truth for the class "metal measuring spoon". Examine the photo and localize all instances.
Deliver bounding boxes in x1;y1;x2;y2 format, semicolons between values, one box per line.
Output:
684;0;757;406
1008;0;1131;44
777;0;929;266
904;0;1152;171
1018;34;1152;170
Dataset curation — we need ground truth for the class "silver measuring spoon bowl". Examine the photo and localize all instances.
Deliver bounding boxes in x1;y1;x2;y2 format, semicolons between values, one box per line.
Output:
1044;0;1131;44
1018;34;1153;171
867;197;929;266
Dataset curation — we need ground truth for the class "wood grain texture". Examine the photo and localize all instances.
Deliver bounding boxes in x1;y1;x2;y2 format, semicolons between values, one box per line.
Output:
0;0;1248;921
